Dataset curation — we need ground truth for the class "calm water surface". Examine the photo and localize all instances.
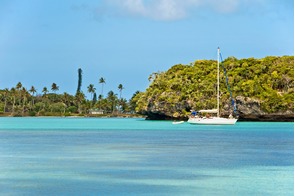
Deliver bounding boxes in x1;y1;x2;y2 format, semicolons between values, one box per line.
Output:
0;117;293;195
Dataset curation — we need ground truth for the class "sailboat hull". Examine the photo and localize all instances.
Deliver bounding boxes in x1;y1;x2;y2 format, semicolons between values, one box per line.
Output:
188;117;237;125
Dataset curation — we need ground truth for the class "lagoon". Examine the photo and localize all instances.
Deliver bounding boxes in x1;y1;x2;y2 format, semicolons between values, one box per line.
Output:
0;117;293;195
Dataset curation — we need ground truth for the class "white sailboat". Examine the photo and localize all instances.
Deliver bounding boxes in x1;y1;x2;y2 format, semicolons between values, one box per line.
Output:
188;47;238;125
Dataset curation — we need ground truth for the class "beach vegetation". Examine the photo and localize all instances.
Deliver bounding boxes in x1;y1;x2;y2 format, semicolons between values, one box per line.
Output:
0;81;137;117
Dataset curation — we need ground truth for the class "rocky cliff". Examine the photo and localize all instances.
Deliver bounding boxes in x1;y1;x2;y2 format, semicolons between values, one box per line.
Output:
142;96;294;122
135;56;294;121
234;96;293;121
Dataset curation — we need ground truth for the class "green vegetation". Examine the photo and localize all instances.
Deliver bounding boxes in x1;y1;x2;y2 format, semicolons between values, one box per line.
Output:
0;81;137;117
0;56;293;118
133;55;294;118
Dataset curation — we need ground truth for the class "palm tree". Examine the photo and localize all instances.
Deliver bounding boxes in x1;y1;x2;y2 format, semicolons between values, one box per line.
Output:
51;83;59;103
42;87;49;96
107;91;118;113
29;86;37;95
75;92;85;114
87;84;96;100
98;94;103;100
62;92;71;107
51;83;59;93
16;82;22;91
98;94;103;110
16;82;23;105
99;77;106;97
20;87;29;115
10;87;16;113
40;87;49;112
29;86;37;108
118;84;124;99
2;88;9;112
118;98;128;113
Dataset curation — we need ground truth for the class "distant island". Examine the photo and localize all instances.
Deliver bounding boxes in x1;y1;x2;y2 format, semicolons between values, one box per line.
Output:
0;55;293;121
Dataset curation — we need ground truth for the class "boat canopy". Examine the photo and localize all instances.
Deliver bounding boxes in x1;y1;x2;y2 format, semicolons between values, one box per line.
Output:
198;109;218;113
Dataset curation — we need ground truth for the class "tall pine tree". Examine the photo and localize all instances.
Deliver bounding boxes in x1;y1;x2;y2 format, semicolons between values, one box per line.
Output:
76;68;82;94
93;92;97;104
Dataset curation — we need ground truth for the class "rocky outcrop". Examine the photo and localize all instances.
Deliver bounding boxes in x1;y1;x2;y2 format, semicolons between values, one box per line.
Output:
235;96;294;121
143;100;190;120
142;96;294;122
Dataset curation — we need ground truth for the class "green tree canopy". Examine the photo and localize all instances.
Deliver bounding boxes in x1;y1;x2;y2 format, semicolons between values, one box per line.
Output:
133;55;294;117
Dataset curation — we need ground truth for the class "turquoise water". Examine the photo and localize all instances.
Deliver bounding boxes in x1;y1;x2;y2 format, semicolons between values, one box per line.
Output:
0;117;293;195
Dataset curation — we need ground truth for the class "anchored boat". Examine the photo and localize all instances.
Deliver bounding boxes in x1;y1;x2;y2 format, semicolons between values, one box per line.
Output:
188;48;238;125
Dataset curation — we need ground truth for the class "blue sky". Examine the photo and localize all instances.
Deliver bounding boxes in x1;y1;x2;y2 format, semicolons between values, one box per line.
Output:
0;0;293;99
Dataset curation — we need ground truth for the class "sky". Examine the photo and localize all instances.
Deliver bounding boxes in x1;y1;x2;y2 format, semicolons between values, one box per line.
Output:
0;0;293;99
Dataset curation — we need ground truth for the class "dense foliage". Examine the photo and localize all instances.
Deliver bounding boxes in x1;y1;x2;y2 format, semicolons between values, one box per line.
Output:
1;56;293;118
0;82;136;117
134;56;294;118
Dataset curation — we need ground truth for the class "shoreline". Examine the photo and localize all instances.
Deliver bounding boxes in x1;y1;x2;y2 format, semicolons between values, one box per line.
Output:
0;112;145;119
0;113;293;122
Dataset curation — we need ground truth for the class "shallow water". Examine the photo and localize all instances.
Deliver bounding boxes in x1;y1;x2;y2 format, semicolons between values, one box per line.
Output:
0;117;293;195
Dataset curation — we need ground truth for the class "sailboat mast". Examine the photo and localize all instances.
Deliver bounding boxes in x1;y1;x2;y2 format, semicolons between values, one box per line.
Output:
217;47;220;117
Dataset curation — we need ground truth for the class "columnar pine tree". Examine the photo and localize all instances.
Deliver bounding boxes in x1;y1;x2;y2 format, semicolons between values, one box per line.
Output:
77;68;83;94
93;92;97;105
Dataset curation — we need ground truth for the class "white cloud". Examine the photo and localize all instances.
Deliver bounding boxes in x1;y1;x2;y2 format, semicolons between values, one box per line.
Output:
82;0;267;21
106;0;187;20
120;0;146;15
106;0;246;21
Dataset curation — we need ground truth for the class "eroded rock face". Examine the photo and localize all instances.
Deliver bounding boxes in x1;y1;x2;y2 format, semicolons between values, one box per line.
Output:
142;96;294;121
235;96;265;120
235;96;293;121
143;100;190;120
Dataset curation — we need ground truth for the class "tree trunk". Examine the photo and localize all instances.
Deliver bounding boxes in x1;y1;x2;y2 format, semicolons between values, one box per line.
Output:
12;96;16;113
4;99;7;112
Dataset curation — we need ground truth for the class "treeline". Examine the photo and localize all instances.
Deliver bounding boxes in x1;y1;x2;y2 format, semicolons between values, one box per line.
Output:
0;81;139;117
133;55;294;118
1;55;293;118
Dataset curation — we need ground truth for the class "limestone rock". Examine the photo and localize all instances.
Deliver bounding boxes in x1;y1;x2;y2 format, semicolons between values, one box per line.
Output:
141;95;294;121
